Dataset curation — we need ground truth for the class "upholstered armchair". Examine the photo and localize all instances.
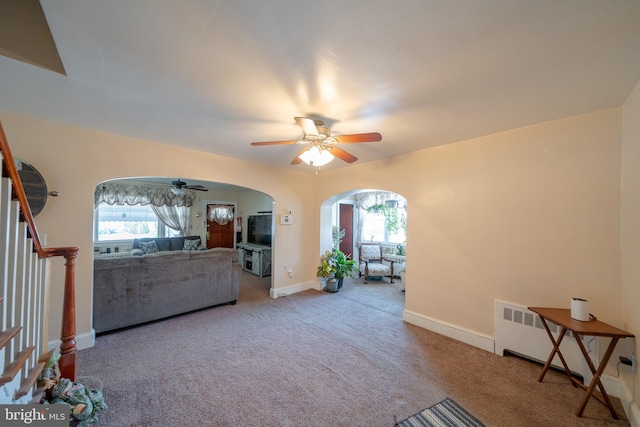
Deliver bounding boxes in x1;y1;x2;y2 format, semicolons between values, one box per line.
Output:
358;243;395;284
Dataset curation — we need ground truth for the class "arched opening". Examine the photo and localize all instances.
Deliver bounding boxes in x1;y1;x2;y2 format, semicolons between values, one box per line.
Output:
319;189;407;305
91;176;275;333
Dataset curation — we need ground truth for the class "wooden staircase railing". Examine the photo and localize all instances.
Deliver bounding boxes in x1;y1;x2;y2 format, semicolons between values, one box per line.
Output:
0;119;79;404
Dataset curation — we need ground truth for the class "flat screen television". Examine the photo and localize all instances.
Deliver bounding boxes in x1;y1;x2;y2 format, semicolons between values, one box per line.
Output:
247;214;272;246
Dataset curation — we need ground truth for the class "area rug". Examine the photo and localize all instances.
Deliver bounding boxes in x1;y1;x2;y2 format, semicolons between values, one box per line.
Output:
395;398;486;427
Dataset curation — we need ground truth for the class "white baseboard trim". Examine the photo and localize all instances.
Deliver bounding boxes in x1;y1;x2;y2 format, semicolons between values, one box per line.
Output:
270;280;321;298
630;400;640;427
601;374;640;426
403;309;495;353
48;328;96;352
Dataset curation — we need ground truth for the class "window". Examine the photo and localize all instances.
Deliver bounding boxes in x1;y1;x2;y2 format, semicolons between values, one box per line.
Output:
362;205;406;243
94;204;180;242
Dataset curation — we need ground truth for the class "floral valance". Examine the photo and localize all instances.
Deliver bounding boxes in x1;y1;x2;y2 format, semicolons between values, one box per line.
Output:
95;183;194;207
355;191;406;210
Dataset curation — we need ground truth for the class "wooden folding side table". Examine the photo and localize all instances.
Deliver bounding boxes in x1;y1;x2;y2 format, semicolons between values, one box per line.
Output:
528;307;634;419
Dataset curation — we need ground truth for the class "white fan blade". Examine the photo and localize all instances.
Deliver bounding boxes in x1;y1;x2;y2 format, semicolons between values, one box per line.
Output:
294;117;319;136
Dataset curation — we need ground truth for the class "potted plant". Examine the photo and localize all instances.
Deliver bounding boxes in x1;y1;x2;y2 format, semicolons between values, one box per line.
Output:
317;248;357;293
316;251;335;280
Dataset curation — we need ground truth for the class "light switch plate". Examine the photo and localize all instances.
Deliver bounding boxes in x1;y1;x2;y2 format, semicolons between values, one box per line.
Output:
280;214;292;225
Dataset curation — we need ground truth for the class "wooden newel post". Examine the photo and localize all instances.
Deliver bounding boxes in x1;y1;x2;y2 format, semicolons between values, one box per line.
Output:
58;252;78;381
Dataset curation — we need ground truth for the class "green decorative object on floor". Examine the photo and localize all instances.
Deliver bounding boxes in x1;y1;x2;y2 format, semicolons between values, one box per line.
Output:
395;398;485;427
49;378;108;426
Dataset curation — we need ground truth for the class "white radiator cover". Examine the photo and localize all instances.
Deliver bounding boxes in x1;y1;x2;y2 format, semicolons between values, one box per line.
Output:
494;300;598;384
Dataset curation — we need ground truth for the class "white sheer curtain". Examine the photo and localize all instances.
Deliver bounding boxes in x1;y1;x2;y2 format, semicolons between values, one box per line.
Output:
208;204;234;225
151;205;190;236
355;206;367;248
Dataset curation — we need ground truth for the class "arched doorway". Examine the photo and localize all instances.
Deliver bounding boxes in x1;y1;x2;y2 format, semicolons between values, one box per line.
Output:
92;176;275;291
319;189;407;304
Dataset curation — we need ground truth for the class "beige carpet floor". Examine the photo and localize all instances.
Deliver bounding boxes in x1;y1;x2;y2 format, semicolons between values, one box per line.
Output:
78;272;630;426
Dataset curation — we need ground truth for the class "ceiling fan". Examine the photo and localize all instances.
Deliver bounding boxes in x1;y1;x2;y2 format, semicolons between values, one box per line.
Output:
170;179;208;195
251;117;382;166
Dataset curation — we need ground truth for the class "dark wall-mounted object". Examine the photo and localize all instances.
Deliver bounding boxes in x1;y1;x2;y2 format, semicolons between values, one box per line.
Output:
17;159;48;216
247;214;272;246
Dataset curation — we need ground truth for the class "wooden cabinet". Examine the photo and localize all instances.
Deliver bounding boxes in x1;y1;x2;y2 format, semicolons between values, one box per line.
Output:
237;243;271;277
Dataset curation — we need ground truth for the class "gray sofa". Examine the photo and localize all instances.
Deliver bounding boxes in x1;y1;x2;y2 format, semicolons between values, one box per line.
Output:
93;247;241;333
131;235;203;253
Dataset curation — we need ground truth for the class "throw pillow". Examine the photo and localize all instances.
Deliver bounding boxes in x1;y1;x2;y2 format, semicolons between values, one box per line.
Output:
139;240;159;254
183;238;200;251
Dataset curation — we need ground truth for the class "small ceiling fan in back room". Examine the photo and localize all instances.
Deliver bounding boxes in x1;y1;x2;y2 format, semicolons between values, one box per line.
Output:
251;117;382;168
169;179;208;195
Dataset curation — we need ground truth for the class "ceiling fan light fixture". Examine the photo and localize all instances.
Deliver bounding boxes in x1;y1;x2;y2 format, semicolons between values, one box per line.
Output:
171;187;186;195
299;146;334;167
251;116;380;167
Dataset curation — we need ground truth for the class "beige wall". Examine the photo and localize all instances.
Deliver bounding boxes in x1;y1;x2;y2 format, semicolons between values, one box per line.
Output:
319;108;623;336
622;79;640;412
1;112;319;343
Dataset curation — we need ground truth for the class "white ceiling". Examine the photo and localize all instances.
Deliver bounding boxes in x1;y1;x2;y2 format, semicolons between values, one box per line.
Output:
1;0;640;173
